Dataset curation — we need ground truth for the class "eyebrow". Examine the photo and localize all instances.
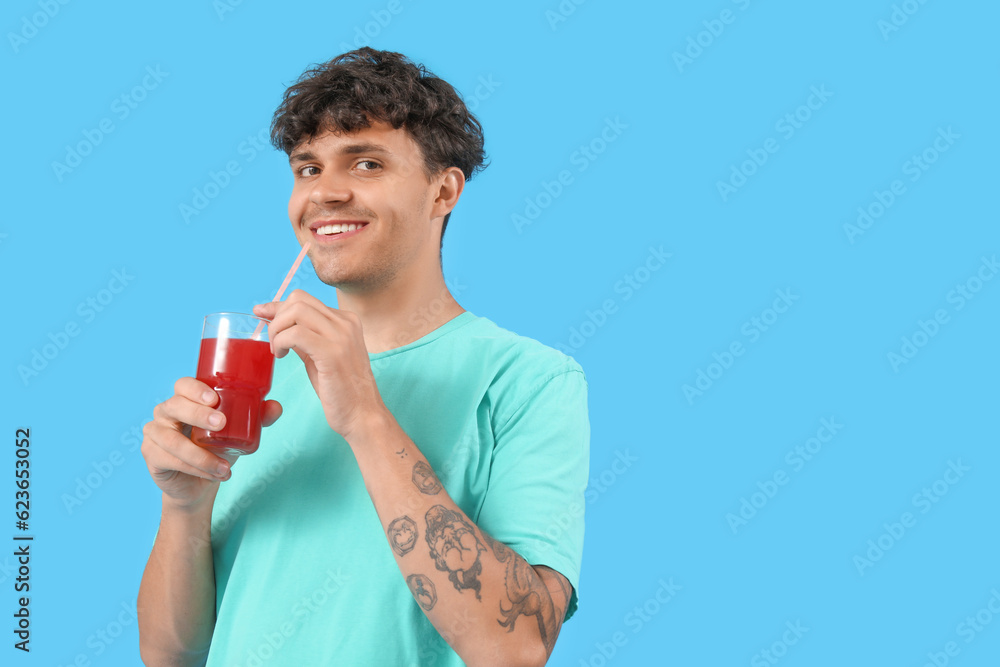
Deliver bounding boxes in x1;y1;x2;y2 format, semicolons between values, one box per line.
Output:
289;143;394;164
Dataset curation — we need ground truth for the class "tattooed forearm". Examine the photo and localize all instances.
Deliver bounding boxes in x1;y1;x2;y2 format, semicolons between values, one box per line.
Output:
387;516;418;556
412;460;443;495
425;505;487;600
551;570;572;613
486;535;561;656
407;574;438;611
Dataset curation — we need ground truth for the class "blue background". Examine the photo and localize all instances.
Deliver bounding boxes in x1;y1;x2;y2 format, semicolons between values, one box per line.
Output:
3;0;998;665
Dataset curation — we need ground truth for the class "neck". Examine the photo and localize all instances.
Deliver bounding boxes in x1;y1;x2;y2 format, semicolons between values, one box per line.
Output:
335;262;464;354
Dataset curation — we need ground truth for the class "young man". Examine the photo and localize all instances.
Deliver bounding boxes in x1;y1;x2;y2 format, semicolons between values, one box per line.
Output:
138;48;589;666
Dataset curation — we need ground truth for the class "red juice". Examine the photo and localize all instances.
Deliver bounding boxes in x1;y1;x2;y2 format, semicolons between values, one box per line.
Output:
190;337;274;456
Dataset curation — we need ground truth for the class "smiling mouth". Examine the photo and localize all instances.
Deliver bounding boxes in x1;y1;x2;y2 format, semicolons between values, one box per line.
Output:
314;222;368;236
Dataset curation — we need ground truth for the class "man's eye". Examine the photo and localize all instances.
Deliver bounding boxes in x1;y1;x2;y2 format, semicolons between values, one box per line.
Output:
357;160;381;171
298;166;319;177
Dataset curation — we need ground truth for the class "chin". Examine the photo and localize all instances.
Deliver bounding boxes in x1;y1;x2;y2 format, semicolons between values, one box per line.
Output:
314;258;397;292
311;261;350;285
318;272;372;292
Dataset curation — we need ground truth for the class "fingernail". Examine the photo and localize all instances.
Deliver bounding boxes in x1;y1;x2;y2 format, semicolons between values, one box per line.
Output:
202;391;215;404
216;464;230;478
209;413;223;427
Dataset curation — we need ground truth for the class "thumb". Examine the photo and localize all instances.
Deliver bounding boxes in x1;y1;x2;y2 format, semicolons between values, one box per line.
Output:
262;400;283;427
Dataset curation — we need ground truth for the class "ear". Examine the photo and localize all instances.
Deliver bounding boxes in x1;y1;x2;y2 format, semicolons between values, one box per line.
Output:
429;166;466;220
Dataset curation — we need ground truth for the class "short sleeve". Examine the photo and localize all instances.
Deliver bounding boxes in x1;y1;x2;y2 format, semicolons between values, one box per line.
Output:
475;368;590;620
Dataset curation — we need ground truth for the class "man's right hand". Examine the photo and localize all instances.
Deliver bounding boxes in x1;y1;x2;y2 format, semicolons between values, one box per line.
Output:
141;377;283;511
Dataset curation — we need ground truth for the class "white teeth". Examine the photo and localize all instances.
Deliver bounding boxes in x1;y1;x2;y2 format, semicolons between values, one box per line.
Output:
316;223;363;235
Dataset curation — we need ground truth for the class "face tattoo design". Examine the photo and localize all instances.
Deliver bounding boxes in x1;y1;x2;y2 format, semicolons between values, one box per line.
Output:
425;505;487;600
387;516;418;556
412;460;443;495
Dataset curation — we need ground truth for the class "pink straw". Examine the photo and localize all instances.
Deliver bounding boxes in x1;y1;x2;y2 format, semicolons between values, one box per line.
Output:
253;242;311;336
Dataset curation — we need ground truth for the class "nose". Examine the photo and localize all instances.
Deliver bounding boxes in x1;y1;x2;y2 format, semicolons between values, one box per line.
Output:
308;168;352;207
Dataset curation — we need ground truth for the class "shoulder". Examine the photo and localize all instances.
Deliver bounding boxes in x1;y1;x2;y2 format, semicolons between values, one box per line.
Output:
460;314;586;384
454;315;588;431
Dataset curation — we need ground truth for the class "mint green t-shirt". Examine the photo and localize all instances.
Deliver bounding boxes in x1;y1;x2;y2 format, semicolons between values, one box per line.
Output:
205;312;590;666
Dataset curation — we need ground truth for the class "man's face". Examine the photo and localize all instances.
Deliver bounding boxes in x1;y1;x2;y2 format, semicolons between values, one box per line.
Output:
287;121;443;291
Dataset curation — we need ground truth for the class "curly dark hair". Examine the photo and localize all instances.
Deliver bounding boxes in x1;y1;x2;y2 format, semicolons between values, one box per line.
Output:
270;48;487;242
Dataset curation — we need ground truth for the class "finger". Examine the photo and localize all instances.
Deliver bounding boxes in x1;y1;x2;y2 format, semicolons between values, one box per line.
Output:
148;446;231;484
260;290;348;333
267;302;338;358
174;376;220;408
143;421;233;480
262;294;357;351
145;418;231;471
262;400;283;428
253;289;325;320
219;451;241;467
283;289;337;310
270;326;337;365
290;291;364;333
253;302;277;320
271;299;338;333
154;392;227;433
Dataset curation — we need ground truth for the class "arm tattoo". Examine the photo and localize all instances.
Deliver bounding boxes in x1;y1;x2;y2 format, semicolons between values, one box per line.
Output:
425;505;486;600
552;571;572;611
412;460;443;495
387;516;418;556
407;574;438;611
486;535;561;656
